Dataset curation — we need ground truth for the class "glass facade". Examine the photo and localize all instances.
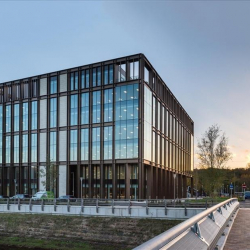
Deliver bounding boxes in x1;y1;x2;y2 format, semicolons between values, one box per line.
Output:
14;104;19;132
130;61;139;80
22;102;28;131
115;83;139;159
92;91;101;123
104;126;112;160
104;65;113;85
92;127;100;160
70;130;77;161
6;136;11;163
50;98;57;128
81;128;89;161
70;72;78;91
81;93;89;124
0;106;2;163
70;95;78;126
93;67;101;87
104;89;113;122
104;165;112;198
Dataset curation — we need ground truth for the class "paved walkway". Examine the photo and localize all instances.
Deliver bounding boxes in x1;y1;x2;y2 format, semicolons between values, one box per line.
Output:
224;208;250;250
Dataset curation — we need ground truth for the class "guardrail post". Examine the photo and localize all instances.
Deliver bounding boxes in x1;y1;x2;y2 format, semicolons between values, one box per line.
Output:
217;207;222;214
112;199;114;214
67;199;70;212
7;198;10;210
128;199;131;215
41;199;44;211
96;199;99;213
18;198;20;211
54;198;56;212
208;212;215;222
191;223;202;239
29;198;32;211
146;200;149;215
164;200;167;215
184;201;187;216
81;198;84;213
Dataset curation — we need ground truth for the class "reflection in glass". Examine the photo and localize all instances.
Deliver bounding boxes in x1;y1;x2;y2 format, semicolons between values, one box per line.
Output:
81;93;89;124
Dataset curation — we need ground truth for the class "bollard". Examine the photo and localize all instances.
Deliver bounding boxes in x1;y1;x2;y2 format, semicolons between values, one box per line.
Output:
54;198;57;212
146;200;149;215
184;201;187;216
128;199;131;215
67;199;70;212
41;199;44;211
7;198;10;211
18;198;21;211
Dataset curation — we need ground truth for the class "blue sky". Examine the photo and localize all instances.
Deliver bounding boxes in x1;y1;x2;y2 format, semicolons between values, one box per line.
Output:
0;1;250;168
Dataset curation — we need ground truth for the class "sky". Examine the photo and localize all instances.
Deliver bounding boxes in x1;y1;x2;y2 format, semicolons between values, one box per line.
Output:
0;1;250;169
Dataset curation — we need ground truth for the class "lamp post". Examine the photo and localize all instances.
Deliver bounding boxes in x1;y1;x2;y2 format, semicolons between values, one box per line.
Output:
80;177;83;199
173;173;177;207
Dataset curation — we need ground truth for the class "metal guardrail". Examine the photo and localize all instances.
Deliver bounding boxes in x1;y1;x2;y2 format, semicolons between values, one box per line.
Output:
133;198;239;250
0;198;216;212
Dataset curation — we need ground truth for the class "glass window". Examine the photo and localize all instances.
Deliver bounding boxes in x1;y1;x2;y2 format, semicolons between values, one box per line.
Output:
92;127;100;160
30;166;37;195
50;98;57;128
104;89;113;122
81;93;89;124
50;76;57;94
117;165;125;199
23;82;29;99
92;68;96;87
6;105;11;133
97;67;101;86
70;130;77;161
5;85;11;102
6;136;11;163
22;134;28;163
0;88;3;103
70;72;78;91
14;104;19;132
144;67;149;83
116;63;126;82
50;132;57;162
14;135;19;163
81;166;89;198
115;83;139;159
104;165;112;199
70;95;78;126
93;67;101;87
81;129;89;161
92;91;101;123
92;165;100;198
130;61;139;80
32;79;38;97
31;101;37;130
31;133;37;162
22;102;28;131
130;165;138;199
81;69;90;89
104;65;113;85
104;126;112;160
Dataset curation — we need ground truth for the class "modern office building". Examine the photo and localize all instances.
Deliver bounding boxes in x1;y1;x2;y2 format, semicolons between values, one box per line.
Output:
0;53;193;199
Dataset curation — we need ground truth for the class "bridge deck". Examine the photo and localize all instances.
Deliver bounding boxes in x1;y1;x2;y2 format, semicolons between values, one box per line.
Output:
224;208;250;250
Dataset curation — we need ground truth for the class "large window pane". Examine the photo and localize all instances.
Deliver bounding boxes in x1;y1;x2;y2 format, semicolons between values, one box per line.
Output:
50;76;57;94
22;102;28;131
50;98;57;128
104;89;113;122
70;130;77;161
81;69;90;89
31;101;37;130
6;105;11;133
6;136;11;163
92;91;101;123
81;93;89;124
70;95;78;126
14;135;19;163
31;133;37;162
22;134;28;163
116;63;126;82
50;132;57;161
104;126;112;160
14;104;19;132
81;128;89;161
92;127;100;160
70;72;78;91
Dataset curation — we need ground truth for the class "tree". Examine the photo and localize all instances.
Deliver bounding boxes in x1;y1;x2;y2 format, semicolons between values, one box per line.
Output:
197;125;232;196
39;155;57;194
